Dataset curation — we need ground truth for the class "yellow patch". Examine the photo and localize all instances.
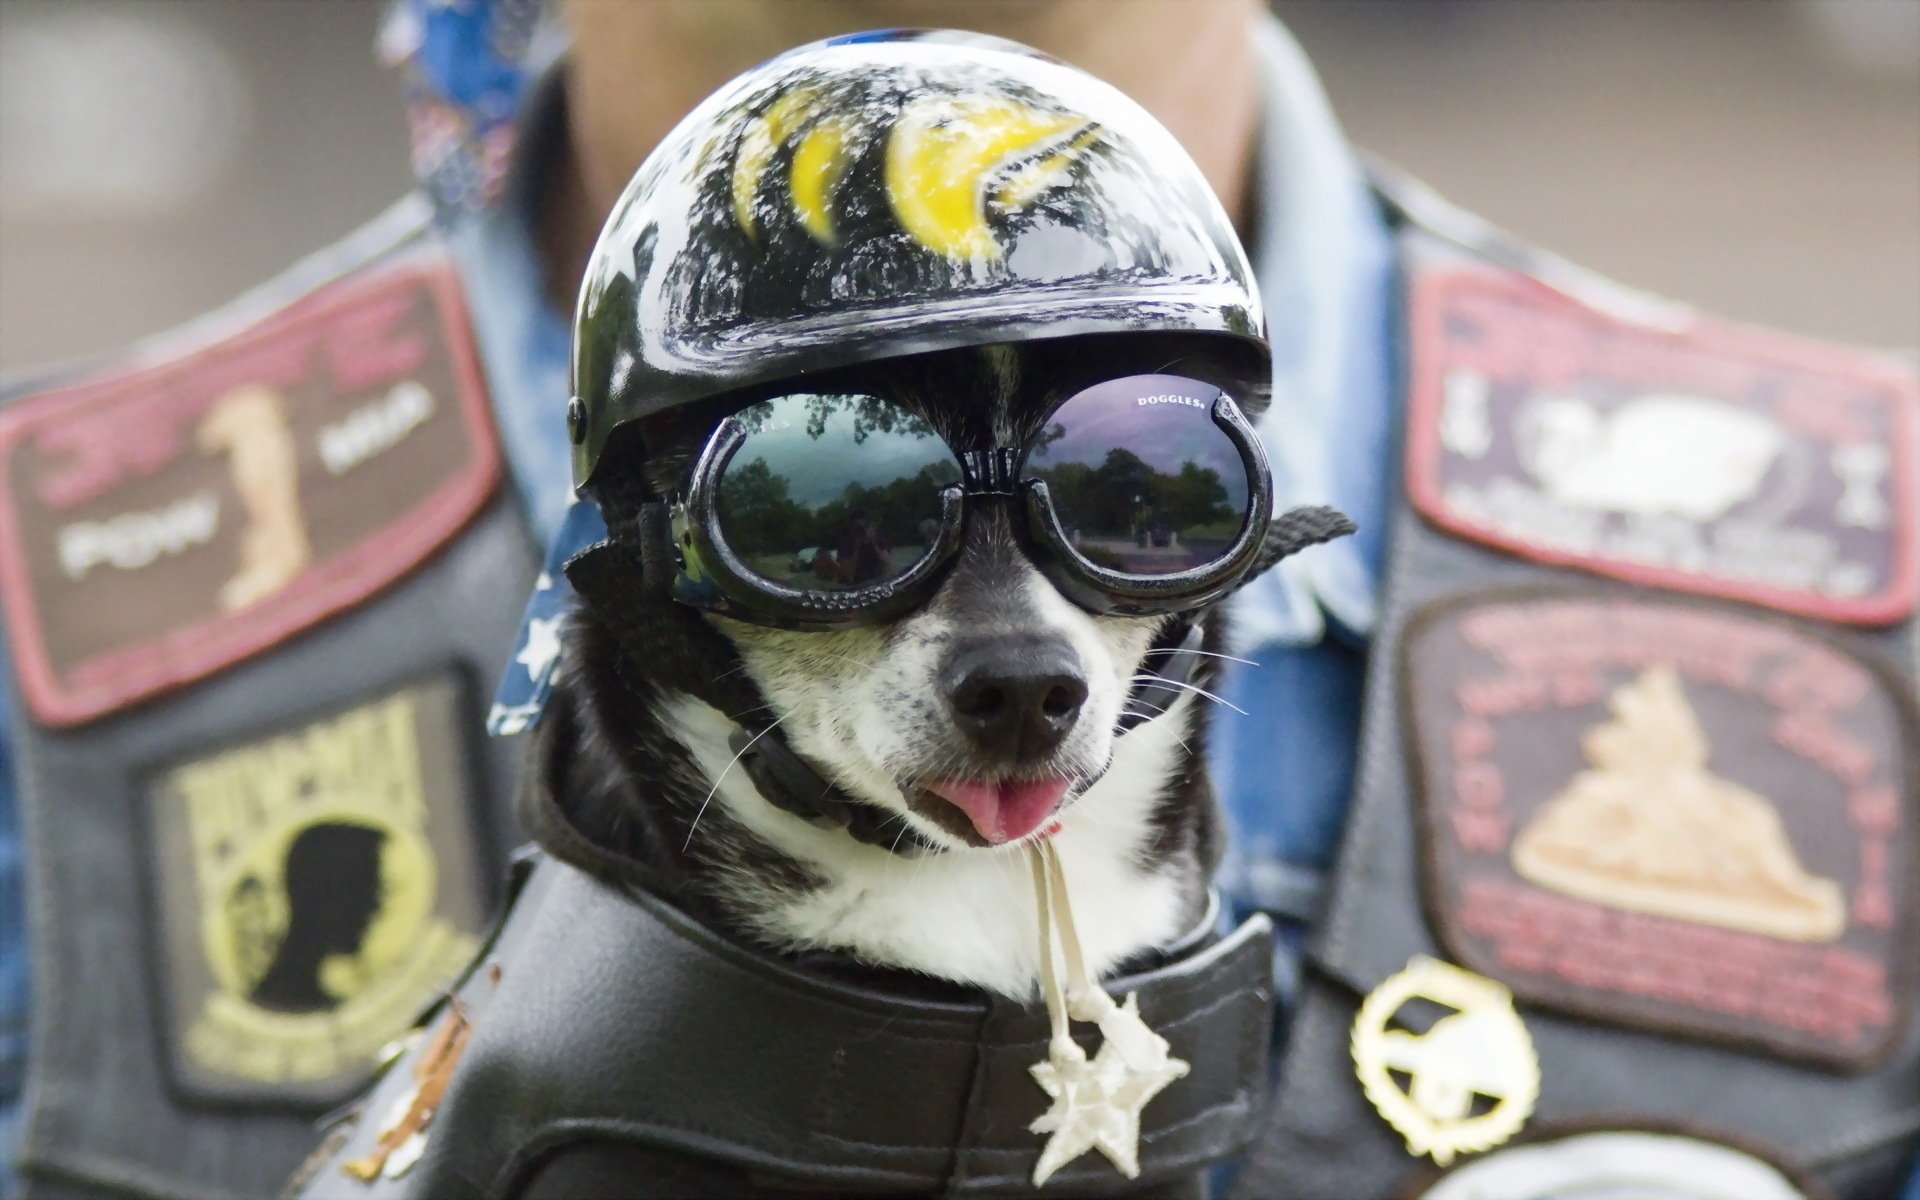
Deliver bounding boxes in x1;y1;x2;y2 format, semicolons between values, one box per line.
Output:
147;676;488;1103
788;115;855;244
724;85;1098;259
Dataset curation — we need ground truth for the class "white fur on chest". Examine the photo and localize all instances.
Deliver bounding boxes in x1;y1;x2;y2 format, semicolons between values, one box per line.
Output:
662;693;1196;999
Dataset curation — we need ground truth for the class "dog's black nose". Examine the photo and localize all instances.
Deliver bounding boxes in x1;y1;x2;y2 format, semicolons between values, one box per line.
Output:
942;638;1089;760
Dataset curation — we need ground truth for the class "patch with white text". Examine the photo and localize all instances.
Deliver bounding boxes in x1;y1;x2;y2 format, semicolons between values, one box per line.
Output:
1395;1123;1828;1200
1402;588;1916;1069
144;674;488;1108
0;253;500;726
1406;267;1918;625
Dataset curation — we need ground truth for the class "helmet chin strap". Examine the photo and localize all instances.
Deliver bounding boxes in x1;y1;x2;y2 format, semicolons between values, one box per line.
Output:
568;503;1353;860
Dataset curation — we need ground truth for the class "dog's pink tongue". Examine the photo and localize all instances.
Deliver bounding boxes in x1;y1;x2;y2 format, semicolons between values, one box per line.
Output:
927;777;1071;844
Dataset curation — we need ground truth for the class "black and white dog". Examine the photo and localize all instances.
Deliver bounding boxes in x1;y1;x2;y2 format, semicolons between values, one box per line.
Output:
289;318;1349;1198
286;32;1357;1200
539;330;1274;998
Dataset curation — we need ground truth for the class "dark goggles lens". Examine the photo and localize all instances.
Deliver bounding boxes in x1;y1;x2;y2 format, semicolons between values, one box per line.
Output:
714;392;961;591
1022;375;1251;578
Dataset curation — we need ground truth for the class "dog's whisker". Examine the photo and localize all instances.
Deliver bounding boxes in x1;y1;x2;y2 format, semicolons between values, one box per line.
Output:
887;816;915;857
1118;707;1193;753
1140;646;1258;667
795;649;884;676
1123;701;1172;725
1127;675;1246;716
685;717;786;851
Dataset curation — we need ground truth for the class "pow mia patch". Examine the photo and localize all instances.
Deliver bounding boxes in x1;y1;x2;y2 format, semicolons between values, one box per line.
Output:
1403;588;1917;1069
144;674;488;1107
0;252;499;726
1405;266;1919;625
1396;1124;1829;1200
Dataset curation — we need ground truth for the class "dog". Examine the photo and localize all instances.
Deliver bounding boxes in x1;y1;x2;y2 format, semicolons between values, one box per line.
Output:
534;329;1271;1000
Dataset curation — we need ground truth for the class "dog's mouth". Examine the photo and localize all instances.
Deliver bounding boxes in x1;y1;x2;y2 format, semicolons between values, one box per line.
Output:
903;776;1074;847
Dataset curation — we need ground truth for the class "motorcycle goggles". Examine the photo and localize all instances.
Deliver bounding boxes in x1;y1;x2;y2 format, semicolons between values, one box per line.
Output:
664;373;1276;629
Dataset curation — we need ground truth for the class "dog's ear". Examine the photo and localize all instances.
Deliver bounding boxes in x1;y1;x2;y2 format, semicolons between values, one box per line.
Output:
1245;505;1356;580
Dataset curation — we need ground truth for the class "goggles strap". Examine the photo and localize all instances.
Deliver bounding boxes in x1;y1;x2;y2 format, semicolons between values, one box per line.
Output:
1249;505;1356;579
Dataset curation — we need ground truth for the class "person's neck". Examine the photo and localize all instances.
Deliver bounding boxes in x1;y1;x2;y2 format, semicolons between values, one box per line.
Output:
540;0;1264;307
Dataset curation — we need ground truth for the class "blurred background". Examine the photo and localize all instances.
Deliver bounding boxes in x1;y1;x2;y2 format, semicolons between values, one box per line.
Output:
0;0;1915;377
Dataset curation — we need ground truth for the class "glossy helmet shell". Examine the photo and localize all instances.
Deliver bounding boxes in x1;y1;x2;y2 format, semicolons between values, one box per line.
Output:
569;28;1267;487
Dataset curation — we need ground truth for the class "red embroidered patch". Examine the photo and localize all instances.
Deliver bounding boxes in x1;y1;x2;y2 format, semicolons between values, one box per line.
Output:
1403;588;1916;1069
1406;267;1919;625
0;253;500;726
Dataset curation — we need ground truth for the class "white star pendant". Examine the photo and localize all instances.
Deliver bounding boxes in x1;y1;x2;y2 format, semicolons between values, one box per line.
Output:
515;616;563;680
1028;995;1189;1187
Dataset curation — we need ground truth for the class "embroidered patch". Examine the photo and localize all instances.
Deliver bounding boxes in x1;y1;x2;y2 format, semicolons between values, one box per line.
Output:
0;253;500;726
1396;1124;1828;1200
144;674;489;1108
1406;267;1919;625
1402;589;1917;1069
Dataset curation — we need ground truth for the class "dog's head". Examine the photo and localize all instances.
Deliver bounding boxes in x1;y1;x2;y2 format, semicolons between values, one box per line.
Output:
608;330;1270;855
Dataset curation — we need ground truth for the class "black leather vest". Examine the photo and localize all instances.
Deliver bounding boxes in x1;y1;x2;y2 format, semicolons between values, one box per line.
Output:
1;201;539;1200
285;834;1277;1199
1233;184;1920;1200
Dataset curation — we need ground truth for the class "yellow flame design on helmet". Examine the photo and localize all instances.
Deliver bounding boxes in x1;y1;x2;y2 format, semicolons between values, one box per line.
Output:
787;116;855;243
732;88;857;246
732;89;814;241
885;96;1096;260
730;87;1096;259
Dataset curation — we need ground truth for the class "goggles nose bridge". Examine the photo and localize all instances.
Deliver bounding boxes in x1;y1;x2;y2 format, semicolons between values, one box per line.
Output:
958;447;1025;497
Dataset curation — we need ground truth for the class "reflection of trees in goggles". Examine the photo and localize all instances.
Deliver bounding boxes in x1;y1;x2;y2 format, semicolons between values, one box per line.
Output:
1024;378;1251;577
719;397;956;586
718;457;958;569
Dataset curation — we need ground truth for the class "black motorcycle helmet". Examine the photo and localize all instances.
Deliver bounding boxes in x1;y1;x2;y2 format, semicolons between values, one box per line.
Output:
566;28;1269;489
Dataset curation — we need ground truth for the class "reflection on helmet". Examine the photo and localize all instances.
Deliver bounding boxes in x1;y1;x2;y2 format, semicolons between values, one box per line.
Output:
572;29;1266;487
